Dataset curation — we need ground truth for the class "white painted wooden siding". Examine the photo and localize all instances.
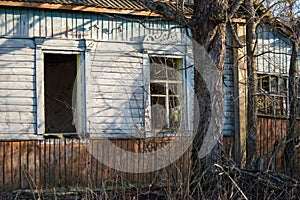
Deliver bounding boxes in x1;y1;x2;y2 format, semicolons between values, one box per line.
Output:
256;26;292;74
0;7;178;41
0;38;36;135
86;42;144;137
0;5;238;137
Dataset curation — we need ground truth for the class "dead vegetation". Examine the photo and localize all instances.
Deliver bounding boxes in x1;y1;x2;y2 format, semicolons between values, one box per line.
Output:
198;164;300;199
2;154;299;200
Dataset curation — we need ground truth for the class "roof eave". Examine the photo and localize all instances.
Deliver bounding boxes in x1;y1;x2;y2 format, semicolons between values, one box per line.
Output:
0;0;162;17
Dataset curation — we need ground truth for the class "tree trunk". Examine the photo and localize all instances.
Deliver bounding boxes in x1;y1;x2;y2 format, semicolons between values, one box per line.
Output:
189;0;227;197
245;0;258;168
143;0;242;196
283;40;299;176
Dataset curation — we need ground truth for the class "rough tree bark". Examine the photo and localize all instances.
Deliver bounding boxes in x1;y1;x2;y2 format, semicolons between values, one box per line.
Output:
189;0;227;197
144;0;243;197
245;0;258;168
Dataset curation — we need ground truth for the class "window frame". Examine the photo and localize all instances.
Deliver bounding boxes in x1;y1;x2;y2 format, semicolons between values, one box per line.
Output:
143;54;193;137
35;38;88;136
257;72;289;117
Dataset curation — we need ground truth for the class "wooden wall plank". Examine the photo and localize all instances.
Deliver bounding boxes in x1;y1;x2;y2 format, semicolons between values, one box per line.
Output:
0;90;34;97
83;13;92;39
28;9;34;37
52;11;62;38
90;78;143;87
13;9;21;36
5;8;13;36
0;137;298;191
87;100;145;109
33;9;40;37
257;117;288;170
88;99;143;108
0;105;36;112
4;143;9;189
20;9;29;37
0;68;34;76
91;67;142;74
0;75;34;82
40;9;46;37
0;52;35;59
45;10;53;37
0;123;36;133
0;112;35;123
0;38;34;48
0;10;6;36
91;54;142;62
0;61;34;72
89;71;142;80
66;12;73;38
89;84;143;93
0;6;184;41
0;82;34;90
91;14;98;40
76;11;83;39
60;11;67;38
0;37;35;137
88;116;142;124
72;11;78;38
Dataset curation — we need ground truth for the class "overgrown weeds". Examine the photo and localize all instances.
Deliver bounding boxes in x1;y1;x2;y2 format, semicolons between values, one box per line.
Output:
2;154;300;200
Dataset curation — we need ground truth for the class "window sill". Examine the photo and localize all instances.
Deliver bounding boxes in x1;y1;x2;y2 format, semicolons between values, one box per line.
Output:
44;133;82;139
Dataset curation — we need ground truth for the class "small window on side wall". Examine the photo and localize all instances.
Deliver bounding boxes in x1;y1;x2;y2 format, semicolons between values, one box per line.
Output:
257;73;288;116
149;57;184;133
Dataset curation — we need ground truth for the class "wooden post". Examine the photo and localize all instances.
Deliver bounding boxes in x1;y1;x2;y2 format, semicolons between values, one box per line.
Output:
233;23;247;167
35;37;45;135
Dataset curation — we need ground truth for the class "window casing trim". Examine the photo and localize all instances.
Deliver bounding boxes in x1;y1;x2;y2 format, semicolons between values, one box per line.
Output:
143;54;194;137
34;38;90;136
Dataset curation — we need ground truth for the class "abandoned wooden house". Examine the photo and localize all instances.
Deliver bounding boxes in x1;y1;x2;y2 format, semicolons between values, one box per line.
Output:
0;0;299;191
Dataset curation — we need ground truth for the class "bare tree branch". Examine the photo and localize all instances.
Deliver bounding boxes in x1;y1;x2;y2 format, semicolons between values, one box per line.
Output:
142;0;191;27
228;0;245;18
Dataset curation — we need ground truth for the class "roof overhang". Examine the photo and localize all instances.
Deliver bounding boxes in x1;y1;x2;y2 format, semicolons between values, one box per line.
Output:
0;0;162;17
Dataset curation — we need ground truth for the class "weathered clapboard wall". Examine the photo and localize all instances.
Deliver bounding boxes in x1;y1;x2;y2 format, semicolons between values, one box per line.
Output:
0;136;235;191
0;5;298;152
0;138;189;191
0;6;188;136
0;6;178;41
87;42;145;137
254;26;300;172
0;3;299;192
0;5;233;137
0;38;36;138
0;4;239;191
256;26;292;74
257;117;300;174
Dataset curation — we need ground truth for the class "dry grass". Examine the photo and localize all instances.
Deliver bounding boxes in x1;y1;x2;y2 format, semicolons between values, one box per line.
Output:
2;155;300;200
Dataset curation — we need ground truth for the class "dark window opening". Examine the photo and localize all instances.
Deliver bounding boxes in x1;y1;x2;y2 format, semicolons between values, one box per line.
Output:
44;54;77;133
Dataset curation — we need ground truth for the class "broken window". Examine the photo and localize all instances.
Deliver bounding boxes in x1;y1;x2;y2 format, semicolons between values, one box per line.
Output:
44;53;77;133
149;57;183;132
257;73;288;116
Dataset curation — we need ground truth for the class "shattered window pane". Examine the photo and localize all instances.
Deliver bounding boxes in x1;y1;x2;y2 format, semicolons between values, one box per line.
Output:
257;73;288;116
149;57;183;132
